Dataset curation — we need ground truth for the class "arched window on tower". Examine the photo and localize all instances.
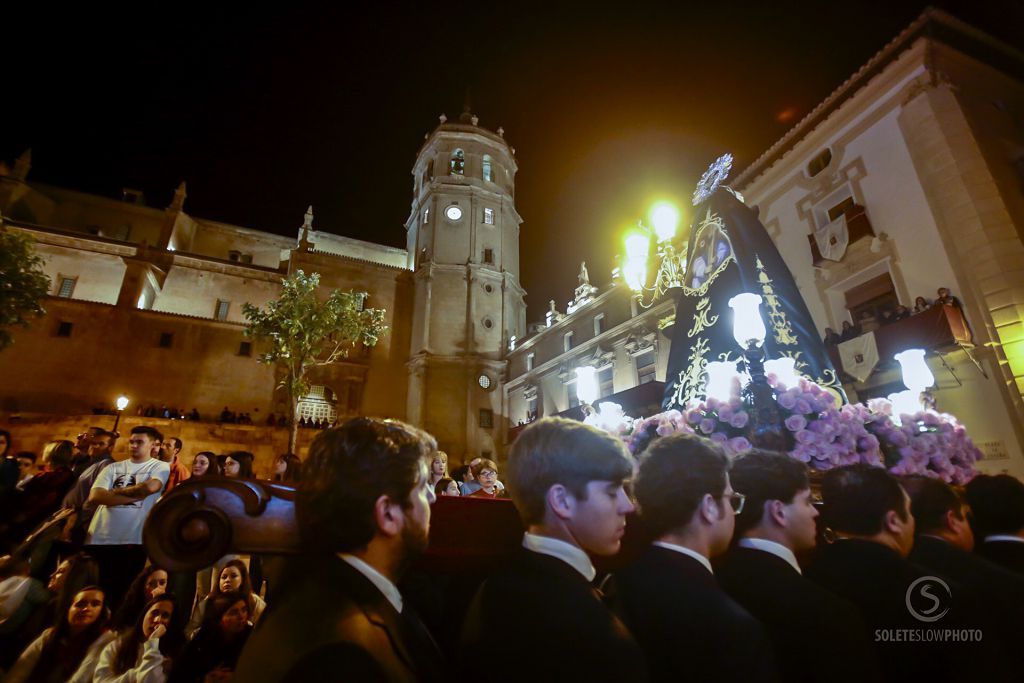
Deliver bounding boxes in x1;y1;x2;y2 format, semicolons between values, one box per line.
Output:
427;159;434;179
482;154;493;182
450;149;465;175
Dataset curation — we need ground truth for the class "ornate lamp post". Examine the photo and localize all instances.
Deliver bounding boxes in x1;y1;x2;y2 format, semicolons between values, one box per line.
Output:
575;366;599;415
623;201;687;308
728;293;788;450
112;395;129;434
890;349;935;418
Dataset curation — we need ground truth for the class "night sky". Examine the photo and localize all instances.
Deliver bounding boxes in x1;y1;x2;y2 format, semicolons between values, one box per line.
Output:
4;1;1021;321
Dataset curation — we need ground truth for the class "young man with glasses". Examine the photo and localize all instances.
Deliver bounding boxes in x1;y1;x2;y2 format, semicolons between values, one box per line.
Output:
609;432;775;683
718;450;878;683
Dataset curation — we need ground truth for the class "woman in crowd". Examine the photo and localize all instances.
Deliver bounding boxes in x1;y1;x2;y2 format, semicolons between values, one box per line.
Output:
94;594;183;683
468;459;501;498
272;453;302;483
0;428;10;459
428;451;449;489
6;585;115;683
914;296;931;313
43;552;100;631
186;560;265;637
112;565;169;631
190;452;218;478
222;452;254;479
434;477;461;497
170;593;253;682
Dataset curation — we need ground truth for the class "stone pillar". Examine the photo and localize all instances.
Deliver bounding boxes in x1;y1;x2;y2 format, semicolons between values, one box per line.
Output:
898;81;1024;435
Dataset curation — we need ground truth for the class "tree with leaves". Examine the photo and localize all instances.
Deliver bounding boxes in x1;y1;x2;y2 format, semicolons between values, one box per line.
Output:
0;226;51;350
242;270;387;454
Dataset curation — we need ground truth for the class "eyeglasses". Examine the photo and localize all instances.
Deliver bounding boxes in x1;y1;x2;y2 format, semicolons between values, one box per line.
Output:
726;492;746;515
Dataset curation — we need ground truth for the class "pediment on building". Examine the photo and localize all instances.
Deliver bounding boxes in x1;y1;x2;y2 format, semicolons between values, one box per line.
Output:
624;326;657;355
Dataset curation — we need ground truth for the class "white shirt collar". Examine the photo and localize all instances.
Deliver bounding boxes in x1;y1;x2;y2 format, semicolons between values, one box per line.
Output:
737;538;802;575
984;534;1024;544
652;541;714;575
522;533;596;582
338;553;403;613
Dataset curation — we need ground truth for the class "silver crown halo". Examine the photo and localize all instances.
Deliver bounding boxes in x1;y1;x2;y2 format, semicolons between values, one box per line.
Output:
692;153;733;206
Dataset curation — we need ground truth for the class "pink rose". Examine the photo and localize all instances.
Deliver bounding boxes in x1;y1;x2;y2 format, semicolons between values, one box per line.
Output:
729;411;750;429
785;415;807;432
778;392;798;410
728;437;753;455
699;418;716;435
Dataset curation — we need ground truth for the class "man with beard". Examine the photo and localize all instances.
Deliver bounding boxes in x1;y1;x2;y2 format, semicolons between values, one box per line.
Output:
60;429;118;548
234;417;443;682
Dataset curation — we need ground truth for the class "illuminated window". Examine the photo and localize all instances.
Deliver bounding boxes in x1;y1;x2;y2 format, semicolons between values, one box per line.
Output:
450;148;465;175
482;154;493;182
423;207;430;224
57;277;77;298
484;207;495;225
526;353;535;371
215;300;230;321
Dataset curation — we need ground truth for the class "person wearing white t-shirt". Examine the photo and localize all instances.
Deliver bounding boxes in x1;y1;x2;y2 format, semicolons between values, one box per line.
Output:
86;425;170;607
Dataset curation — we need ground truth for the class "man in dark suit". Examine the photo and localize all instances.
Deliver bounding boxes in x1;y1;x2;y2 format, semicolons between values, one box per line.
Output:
808;465;995;683
610;433;776;683
963;474;1024;574
234;418;444;682
461;417;647;682
903;475;1024;657
718;451;879;682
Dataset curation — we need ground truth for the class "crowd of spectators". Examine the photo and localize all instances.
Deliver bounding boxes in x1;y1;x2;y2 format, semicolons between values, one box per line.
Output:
1;415;1023;680
823;286;965;345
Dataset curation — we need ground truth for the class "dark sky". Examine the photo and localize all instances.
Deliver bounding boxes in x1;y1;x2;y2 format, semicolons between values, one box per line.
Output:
4;1;1021;321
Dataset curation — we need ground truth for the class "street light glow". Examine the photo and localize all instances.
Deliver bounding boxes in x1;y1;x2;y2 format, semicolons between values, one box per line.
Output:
650;202;680;243
116;395;130;411
623;231;649;292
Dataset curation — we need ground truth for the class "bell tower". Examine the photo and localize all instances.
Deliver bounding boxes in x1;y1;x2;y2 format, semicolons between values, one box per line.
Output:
405;110;526;462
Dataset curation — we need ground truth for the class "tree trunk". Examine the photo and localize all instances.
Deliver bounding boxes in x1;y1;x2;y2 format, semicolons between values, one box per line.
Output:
287;368;299;456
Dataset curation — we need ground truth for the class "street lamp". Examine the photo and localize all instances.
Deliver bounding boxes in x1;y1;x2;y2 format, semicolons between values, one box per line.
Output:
623;201;687;308
113;395;129;433
575;366;599;407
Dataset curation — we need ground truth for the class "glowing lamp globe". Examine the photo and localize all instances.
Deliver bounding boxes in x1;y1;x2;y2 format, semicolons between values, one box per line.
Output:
895;349;934;394
728;293;767;348
623;232;650;292
115;396;130;411
764;357;801;390
888;390;922;421
575;366;599;406
705;361;739;402
650;202;680;243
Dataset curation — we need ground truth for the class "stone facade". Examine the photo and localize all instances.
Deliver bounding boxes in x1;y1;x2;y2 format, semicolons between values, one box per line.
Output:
504;10;1024;477
0;115;521;466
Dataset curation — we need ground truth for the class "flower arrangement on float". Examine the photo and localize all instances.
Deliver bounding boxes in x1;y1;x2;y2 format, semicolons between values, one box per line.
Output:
589;374;981;485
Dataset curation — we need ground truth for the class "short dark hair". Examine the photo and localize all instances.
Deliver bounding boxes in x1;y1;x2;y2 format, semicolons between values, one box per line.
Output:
729;449;809;537
92;429;116;441
167;437;182;452
964;474;1024;537
821;464;908;536
297;417;436;553
900;476;965;535
634;433;729;537
15;451;36;463
507;418;634;526
452;465;472;483
131;425;163;442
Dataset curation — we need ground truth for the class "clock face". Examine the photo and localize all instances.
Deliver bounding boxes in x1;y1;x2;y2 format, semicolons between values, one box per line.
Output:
445;205;463;221
478;374;491;389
